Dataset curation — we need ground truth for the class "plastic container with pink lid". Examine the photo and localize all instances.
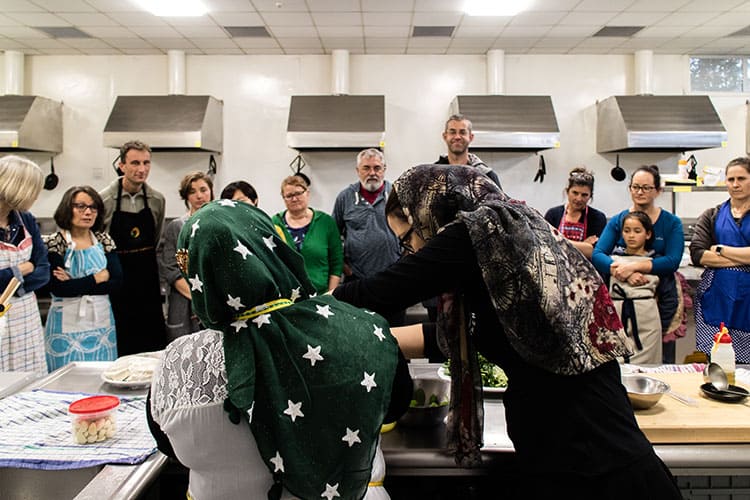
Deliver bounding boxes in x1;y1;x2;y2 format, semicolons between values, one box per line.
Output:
68;395;120;444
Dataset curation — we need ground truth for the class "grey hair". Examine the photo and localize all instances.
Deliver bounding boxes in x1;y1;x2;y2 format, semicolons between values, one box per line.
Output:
0;155;44;211
445;114;473;132
356;148;384;166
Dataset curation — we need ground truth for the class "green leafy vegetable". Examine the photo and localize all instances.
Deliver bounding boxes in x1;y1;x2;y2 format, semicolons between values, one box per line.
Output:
443;354;508;389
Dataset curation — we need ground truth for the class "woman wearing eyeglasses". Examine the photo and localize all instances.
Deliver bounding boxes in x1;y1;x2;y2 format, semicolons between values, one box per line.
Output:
43;185;122;371
544;167;607;259
272;175;343;294
592;165;684;363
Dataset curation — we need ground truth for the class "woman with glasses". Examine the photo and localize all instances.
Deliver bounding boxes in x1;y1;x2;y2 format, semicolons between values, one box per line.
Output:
544;167;607;259
272;175;343;294
0;156;49;375
160;172;213;341
690;157;750;363
592;165;684;363
333;164;682;498
43;185;122;371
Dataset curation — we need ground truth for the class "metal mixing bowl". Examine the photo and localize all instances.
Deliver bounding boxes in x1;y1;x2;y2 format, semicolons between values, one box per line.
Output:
621;374;670;410
398;377;450;427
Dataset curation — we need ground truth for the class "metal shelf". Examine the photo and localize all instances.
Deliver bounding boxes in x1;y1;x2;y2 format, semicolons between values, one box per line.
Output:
663;185;726;212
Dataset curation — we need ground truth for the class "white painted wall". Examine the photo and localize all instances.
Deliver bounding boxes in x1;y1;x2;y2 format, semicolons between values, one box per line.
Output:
0;52;743;221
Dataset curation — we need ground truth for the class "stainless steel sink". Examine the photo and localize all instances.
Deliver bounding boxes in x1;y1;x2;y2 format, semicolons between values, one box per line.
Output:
0;466;103;500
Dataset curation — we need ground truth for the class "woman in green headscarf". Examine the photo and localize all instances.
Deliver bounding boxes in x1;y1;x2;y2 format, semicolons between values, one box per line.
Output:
147;200;411;500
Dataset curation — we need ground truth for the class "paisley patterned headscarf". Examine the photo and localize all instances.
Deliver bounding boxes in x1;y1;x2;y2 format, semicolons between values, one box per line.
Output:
176;200;399;500
392;164;632;466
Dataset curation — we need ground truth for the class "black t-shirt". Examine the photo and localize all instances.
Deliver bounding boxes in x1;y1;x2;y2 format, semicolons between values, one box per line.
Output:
333;222;653;475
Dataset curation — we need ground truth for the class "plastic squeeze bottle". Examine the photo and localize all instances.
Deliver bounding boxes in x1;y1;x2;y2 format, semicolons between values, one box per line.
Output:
711;322;736;385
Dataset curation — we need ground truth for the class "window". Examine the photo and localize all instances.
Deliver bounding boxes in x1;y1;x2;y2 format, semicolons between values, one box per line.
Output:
690;56;746;92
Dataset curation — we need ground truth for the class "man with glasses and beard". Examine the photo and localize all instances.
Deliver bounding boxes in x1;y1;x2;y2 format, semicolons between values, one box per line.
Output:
332;148;405;326
437;113;501;188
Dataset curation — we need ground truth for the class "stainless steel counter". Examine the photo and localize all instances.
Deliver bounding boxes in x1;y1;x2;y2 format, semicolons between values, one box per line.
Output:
0;362;167;500
385;363;750;478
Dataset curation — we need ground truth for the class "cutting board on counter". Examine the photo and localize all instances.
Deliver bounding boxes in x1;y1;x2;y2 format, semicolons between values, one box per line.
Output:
631;372;750;444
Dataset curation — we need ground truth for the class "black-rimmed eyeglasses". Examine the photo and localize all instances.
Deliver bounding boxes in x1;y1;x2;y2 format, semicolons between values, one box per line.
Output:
398;227;415;255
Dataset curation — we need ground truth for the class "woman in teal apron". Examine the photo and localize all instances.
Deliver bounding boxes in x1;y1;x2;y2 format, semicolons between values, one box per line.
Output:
44;186;122;371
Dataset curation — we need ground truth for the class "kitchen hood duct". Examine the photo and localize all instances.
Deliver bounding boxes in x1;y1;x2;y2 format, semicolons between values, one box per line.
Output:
449;95;560;151
0;52;63;153
596;95;727;153
103;95;223;152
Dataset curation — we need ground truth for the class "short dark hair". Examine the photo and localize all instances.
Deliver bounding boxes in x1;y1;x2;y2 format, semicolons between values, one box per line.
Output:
385;188;406;223
178;171;214;209
54;185;105;232
630;165;662;191
220;180;258;204
445;113;472;132
119;140;151;163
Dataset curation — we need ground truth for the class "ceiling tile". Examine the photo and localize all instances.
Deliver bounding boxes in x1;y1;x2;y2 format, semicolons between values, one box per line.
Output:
120;48;163;54
508;11;568;26
575;37;629;48
203;0;258;11
412;12;462;25
268;26;318;37
0;13;21;26
526;0;580;10
56;13;118;26
406;47;447;54
655;12;717;26
617;38;672;49
321;37;363;49
233;36;280;47
251;0;307;10
175;25;228;37
362;0;414;11
364;37;407;46
5;12;70;26
0;26;49;37
161;16;217;26
446;46;490;54
634;26;692;37
210;12;264;25
16;37;68;48
608;12;670;25
192;37;238;48
545;26;599;37
307;0;359;11
459;16;510;27
38;48;83;54
704;12;750;25
79;48;122;54
31;0;95;11
277;37;323;48
130;26;182;38
362;12;411;25
454;26;503;37
449;37;495;47
20;48;41;54
146;38;197;49
285;47;325;54
567;46;613;54
100;37;155;48
260;12;313;25
532;37;582;48
364;26;409;37
83;0;140;10
311;13;361;26
242;47;285;54
527;46;570;54
202;47;244;53
684;26;735;36
62;37;112;48
574;0;635;10
500;26;551;37
0;0;44;12
408;37;450;48
0;38;28;48
83;26;139;38
317;26;362;37
681;0;747;11
414;0;460;12
559;12;618;25
627;0;692;10
106;12;166;26
364;46;405;54
492;37;540;48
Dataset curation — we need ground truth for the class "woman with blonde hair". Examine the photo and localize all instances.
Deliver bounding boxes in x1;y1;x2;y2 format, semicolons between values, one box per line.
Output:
0;155;49;374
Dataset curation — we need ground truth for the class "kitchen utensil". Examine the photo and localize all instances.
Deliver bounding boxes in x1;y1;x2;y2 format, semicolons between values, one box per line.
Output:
703;363;749;398
686;154;698;180
0;277;20;316
533;154;546;183
43;157;58;190
621;374;670;409
611;154;626;181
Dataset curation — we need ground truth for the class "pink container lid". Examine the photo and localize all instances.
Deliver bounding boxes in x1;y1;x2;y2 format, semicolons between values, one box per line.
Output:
68;395;120;414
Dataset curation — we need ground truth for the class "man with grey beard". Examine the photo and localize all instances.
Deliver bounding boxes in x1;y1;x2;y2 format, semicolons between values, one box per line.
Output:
332;148;404;325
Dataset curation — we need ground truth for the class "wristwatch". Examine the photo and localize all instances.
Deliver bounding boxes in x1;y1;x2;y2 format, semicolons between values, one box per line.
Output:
716;245;724;255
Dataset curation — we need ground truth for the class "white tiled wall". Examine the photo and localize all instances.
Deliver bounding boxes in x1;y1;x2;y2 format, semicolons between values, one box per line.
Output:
0;52;739;220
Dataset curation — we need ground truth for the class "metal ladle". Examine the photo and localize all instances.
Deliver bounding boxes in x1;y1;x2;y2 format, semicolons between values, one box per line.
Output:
704;363;748;397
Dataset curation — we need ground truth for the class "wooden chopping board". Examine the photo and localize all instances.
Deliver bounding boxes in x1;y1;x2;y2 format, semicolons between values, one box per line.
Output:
631;372;750;444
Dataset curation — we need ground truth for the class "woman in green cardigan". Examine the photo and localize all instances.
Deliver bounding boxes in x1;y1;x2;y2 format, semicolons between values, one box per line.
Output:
272;175;343;294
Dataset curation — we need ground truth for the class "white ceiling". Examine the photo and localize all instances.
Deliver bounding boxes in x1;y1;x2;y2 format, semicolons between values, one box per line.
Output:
2;0;750;56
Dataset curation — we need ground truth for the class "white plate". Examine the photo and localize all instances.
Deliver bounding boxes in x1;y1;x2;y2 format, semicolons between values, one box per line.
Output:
437;366;506;394
101;352;162;389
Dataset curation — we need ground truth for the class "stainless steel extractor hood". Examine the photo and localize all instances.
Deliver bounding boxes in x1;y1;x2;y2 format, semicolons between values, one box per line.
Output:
597;95;727;153
449;95;560;151
103;95;223;152
287;95;385;151
0;95;62;153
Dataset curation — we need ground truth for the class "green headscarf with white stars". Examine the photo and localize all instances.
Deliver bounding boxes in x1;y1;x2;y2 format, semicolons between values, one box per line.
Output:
176;200;399;500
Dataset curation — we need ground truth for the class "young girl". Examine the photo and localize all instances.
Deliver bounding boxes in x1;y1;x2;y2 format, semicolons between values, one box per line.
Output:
609;211;664;364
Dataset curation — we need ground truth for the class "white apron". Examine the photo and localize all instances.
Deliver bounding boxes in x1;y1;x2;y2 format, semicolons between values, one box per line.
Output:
0;219;47;374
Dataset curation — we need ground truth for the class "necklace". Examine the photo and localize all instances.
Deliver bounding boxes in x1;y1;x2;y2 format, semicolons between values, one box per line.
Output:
731;204;749;218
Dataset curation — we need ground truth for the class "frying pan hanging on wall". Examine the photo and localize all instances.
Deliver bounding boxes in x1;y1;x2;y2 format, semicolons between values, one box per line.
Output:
611;154;626;182
43;157;59;190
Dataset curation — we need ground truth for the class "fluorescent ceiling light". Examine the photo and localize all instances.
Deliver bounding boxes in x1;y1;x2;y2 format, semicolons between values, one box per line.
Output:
133;0;208;17
463;0;531;16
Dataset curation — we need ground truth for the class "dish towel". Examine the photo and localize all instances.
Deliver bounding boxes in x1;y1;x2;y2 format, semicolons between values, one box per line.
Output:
0;389;157;469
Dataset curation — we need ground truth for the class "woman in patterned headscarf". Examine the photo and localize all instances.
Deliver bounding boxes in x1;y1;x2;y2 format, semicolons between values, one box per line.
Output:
147;200;411;500
333;164;682;499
